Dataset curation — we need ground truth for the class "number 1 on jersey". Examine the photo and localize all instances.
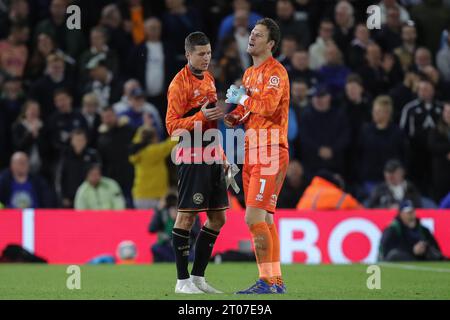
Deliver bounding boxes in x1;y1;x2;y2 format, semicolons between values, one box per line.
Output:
259;178;266;194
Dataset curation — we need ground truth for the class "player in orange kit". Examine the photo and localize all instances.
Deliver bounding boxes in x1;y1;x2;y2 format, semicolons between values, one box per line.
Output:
224;18;289;294
166;32;228;294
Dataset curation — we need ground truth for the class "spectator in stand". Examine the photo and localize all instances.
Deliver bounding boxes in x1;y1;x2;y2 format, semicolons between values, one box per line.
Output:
34;0;86;59
113;79;141;114
375;6;403;53
358;43;401;97
46;89;88;160
317;42;350;99
215;37;244;92
367;160;422;208
117;87;163;139
275;0;311;48
298;85;350;179
436;30;450;83
58;129;100;208
309;19;335;70
332;1;355;62
410;0;450;55
348;23;373;70
379;199;444;262
26;32;57;81
80;93;102;148
379;0;411;25
400;78;443;193
393;22;417;73
217;0;263;42
74;163;125;210
278;160;307;208
97;107;135;208
357;96;409;195
410;47;433;74
0;76;26;127
120;0;154;46
0;22;29;78
428;102;450;203
341;74;372;184
0;152;55;208
29;53;75;120
389;70;420;122
162;0;203;71
0;0;31;39
78;26;119;84
98;4;134;72
277;35;299;71
296;170;361;210
11;100;50;180
127;17;175;116
83;56;122;109
129;114;177;209
289;49;319;88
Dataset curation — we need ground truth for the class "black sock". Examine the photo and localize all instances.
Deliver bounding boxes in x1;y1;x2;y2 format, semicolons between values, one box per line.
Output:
191;226;220;277
172;228;191;280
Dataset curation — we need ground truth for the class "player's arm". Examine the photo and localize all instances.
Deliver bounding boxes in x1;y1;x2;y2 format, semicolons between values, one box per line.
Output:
166;81;207;136
240;70;286;117
226;68;286;118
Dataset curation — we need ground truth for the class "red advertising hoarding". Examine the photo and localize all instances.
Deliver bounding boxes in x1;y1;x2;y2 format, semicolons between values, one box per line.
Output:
0;209;449;264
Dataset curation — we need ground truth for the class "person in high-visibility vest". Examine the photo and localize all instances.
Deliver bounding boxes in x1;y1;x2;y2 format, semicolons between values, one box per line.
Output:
296;170;362;210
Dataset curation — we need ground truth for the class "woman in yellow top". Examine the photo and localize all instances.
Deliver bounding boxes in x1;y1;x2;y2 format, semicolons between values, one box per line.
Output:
129;113;177;209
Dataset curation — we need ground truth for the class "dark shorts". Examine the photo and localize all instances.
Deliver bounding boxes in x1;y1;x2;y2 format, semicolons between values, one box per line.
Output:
177;162;229;212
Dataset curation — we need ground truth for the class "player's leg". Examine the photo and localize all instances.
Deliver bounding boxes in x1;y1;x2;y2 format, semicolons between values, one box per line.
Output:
172;211;203;293
190;162;228;293
191;209;226;293
265;213;285;293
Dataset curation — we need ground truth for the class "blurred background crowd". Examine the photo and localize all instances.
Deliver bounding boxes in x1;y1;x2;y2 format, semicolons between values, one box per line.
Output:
0;0;450;211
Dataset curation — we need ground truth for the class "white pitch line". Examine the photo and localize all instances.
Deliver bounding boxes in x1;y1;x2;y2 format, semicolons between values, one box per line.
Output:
379;262;450;273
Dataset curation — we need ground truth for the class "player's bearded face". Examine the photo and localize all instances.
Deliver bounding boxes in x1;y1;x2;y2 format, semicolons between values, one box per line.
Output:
247;25;272;56
187;44;212;72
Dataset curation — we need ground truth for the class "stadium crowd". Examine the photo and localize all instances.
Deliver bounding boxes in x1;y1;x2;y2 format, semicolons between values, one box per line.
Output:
0;0;450;210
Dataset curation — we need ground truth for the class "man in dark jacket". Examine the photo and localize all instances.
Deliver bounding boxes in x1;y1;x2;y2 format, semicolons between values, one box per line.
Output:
0;152;55;208
379;200;444;261
368;159;422;209
58;129;100;208
97;107;135;208
299;85;350;180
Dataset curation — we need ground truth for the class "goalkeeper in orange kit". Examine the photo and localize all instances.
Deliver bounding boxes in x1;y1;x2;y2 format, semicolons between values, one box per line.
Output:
224;18;290;294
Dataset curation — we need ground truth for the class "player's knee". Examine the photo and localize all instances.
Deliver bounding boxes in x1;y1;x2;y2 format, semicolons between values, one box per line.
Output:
174;213;196;230
207;211;226;229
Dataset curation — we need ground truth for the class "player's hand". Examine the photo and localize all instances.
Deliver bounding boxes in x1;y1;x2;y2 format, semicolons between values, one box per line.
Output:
225;85;246;105
201;100;224;121
224;113;240;128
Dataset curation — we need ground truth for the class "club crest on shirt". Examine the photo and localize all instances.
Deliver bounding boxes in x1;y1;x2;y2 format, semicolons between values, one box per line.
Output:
268;75;280;88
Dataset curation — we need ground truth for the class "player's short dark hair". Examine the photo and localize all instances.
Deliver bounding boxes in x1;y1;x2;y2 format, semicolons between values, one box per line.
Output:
255;18;281;53
185;32;210;53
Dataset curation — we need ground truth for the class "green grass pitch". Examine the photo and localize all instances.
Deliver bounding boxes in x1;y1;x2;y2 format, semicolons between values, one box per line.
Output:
1;262;449;300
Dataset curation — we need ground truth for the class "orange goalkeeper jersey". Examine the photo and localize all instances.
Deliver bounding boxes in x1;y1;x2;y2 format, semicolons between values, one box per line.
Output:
230;56;290;151
166;64;218;136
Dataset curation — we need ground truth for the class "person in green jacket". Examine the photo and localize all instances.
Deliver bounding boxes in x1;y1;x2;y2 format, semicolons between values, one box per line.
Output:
74;163;125;210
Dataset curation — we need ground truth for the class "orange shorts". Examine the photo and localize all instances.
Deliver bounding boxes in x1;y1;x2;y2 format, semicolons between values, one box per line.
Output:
242;147;289;213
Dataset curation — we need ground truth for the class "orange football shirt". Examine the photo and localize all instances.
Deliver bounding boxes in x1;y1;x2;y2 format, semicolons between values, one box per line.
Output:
229;56;290;151
166;64;218;136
